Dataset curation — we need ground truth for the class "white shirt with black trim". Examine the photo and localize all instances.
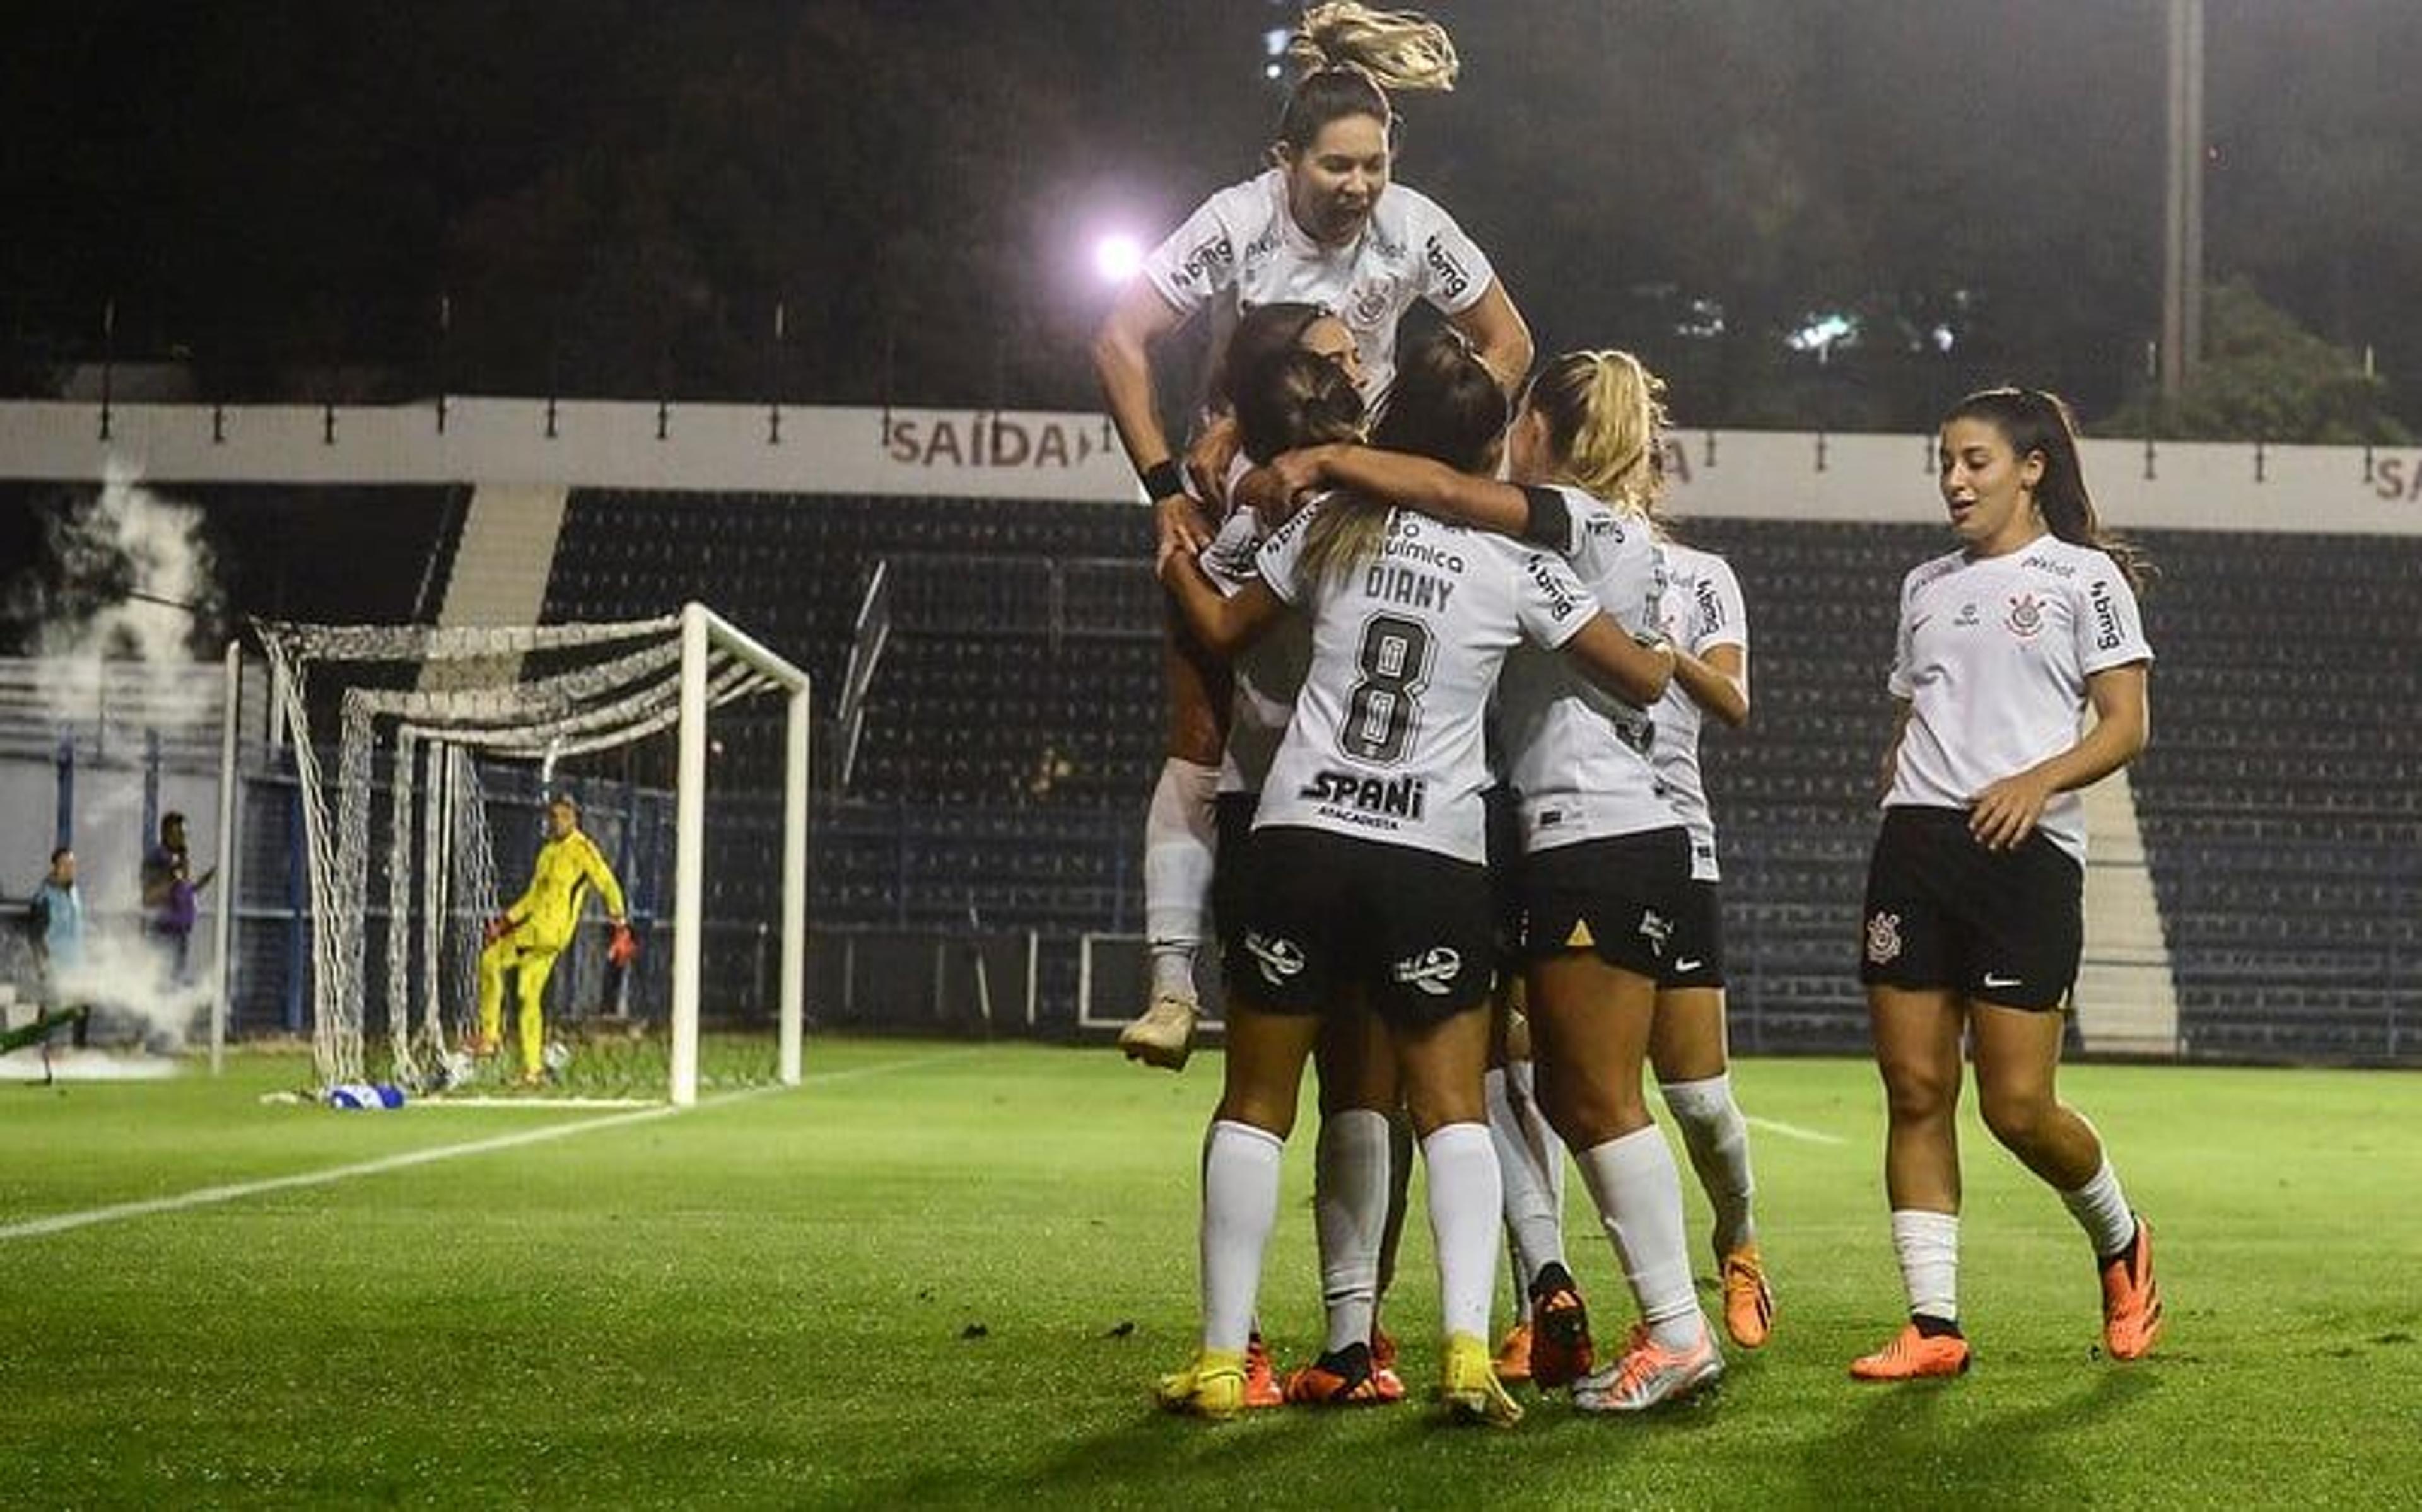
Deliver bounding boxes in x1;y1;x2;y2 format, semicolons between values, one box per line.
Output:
1884;534;2154;863
1253;504;1596;863
1496;484;1678;854
1199;484;1311;797
1652;542;1748;882
1140;168;1495;402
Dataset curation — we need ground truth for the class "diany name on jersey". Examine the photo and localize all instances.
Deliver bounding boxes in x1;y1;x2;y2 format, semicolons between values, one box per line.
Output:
1300;768;1427;823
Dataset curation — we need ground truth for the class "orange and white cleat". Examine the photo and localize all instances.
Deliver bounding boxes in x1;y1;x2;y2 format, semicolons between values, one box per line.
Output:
1850;1320;1972;1381
1573;1320;1723;1412
1241;1330;1285;1409
1721;1244;1775;1349
1281;1340;1400;1405
2098;1216;2163;1361
1526;1263;1596;1388
1369;1323;1407;1400
1492;1320;1535;1383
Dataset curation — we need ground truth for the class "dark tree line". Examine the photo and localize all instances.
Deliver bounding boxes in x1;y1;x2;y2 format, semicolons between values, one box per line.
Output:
4;1;2416;436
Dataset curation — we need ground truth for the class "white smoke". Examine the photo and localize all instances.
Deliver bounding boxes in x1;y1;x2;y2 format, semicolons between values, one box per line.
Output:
7;462;226;1055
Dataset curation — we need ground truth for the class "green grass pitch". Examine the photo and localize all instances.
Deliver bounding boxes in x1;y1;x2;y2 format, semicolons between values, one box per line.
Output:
2;1040;2416;1508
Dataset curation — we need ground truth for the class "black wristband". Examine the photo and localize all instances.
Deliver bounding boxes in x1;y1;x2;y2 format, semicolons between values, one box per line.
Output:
1142;459;1185;502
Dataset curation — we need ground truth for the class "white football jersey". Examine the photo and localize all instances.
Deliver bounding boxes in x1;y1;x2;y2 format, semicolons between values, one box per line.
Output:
1652;542;1748;881
1885;534;2154;863
1141;168;1494;402
1497;485;1678;854
1199;487;1311;796
1255;504;1597;862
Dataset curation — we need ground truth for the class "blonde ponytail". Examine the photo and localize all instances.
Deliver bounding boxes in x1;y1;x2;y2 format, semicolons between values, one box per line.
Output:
1523;349;1670;518
1286;3;1460;93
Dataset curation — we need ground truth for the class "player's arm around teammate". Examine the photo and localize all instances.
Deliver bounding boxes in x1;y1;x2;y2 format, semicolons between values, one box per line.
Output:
1852;387;2161;1381
1093;3;1528;1069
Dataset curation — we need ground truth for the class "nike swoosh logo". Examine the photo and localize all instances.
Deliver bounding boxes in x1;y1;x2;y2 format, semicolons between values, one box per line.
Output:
1982;974;2023;989
1674;958;1704;974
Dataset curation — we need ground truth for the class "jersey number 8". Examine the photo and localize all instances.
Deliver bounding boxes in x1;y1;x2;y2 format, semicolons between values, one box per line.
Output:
1343;614;1433;765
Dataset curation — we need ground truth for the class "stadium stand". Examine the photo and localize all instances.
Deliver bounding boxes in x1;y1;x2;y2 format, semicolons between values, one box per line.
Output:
535;495;2420;1061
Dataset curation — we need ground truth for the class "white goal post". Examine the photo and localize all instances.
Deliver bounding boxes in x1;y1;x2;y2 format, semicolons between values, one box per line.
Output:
249;602;809;1106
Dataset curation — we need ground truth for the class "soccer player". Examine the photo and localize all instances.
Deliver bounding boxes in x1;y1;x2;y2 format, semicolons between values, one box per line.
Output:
1851;387;2160;1380
1277;350;1726;1411
1093;1;1532;1070
1644;520;1775;1351
1189;304;1405;1407
474;794;633;1088
1154;340;1673;1426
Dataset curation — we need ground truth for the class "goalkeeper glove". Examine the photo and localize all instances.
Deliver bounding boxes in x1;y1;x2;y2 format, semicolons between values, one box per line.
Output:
607;921;638;967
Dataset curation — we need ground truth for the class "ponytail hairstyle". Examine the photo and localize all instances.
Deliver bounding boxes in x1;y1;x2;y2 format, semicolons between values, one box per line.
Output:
1519;349;1671;520
1944;386;2150;591
1277;3;1458;154
1216;301;1330;414
1232;346;1366;470
1300;332;1504;584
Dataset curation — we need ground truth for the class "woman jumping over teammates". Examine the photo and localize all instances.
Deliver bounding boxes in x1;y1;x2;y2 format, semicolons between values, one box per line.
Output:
1851;387;2161;1380
1154;339;1672;1425
1092;1;1532;1070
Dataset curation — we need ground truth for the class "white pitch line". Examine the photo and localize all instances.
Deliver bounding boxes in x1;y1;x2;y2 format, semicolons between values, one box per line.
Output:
0;1051;963;1245
1746;1114;1849;1146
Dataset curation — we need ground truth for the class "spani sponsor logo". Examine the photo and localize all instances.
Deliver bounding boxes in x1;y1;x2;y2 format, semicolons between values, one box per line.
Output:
1299;769;1427;820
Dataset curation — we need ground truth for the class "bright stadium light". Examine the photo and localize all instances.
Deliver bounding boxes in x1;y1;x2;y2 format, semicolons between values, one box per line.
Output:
1092;232;1144;284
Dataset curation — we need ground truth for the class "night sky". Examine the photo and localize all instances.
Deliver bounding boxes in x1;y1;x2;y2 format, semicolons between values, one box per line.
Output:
4;1;2419;433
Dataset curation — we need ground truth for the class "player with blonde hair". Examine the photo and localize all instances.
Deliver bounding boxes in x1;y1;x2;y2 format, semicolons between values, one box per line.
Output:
1094;1;1532;1071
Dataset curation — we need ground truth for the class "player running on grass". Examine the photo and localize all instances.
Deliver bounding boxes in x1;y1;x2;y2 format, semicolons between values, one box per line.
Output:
1851;387;2161;1380
474;794;635;1088
1093;1;1532;1071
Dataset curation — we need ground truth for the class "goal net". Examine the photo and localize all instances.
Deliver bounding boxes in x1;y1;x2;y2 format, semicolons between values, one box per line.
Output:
255;603;809;1105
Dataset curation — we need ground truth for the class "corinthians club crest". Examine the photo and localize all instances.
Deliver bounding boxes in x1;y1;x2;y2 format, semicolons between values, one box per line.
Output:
2005;593;2045;638
1865;910;1904;965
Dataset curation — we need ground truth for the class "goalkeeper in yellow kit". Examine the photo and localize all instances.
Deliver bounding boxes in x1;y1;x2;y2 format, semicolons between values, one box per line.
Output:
474;794;635;1085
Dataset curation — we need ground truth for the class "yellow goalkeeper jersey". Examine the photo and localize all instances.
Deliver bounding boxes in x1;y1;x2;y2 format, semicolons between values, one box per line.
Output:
506;830;626;950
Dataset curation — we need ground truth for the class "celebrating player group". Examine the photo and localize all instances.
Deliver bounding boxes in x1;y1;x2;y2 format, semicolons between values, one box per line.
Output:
1094;3;2163;1424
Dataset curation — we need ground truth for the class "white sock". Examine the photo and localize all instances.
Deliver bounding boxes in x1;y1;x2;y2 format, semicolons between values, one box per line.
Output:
1659;1073;1758;1258
1201;1120;1285;1354
1485;1066;1566;1299
1890;1209;1961;1324
1420;1122;1503;1344
1314;1109;1391;1354
2059;1155;2138;1261
1574;1124;1702;1350
1506;1060;1564;1218
1144;758;1220;1001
